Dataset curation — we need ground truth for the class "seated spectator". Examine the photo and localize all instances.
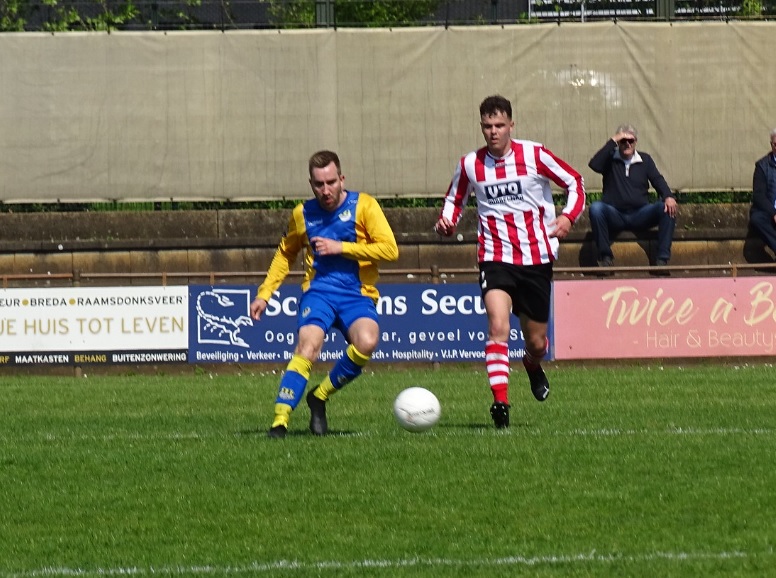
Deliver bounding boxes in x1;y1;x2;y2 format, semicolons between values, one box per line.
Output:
749;128;776;255
588;124;677;267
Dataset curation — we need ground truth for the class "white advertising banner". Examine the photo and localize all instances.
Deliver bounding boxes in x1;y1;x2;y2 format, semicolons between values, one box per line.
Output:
0;287;188;365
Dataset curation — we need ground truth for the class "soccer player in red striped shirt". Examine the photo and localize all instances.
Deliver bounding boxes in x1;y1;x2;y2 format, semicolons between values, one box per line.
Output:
435;95;585;429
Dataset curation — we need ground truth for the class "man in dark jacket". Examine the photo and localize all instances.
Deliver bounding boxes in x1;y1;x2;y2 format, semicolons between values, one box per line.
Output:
588;124;677;267
749;129;776;253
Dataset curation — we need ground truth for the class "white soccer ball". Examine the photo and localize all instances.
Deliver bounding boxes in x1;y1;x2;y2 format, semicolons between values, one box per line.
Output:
393;387;441;433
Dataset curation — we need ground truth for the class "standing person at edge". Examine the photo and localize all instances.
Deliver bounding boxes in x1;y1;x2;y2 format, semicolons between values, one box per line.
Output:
250;150;399;439
434;95;586;429
587;124;677;268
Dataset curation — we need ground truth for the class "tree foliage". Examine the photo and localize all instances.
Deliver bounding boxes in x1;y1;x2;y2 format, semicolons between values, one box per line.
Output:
1;0;774;33
40;0;140;31
1;0;442;30
266;0;441;28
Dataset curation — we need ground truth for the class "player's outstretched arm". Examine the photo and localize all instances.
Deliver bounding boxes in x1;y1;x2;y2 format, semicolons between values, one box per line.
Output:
255;206;305;303
250;298;268;321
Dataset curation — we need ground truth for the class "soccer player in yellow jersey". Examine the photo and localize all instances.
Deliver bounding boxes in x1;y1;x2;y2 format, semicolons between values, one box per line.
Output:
250;150;399;438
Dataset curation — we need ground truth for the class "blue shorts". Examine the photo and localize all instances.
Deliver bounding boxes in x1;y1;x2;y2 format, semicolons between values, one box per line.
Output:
297;289;378;336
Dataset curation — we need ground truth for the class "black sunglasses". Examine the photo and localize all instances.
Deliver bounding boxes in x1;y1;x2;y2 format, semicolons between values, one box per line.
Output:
620;138;636;145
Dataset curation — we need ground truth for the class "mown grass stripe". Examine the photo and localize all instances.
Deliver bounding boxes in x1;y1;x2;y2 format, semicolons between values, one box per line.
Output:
0;549;756;577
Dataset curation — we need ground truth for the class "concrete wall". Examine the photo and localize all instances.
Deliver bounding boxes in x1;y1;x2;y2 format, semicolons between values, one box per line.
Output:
0;204;770;288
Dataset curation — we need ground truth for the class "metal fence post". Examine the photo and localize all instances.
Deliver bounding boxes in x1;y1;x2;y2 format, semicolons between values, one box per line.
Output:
316;0;335;27
656;0;675;20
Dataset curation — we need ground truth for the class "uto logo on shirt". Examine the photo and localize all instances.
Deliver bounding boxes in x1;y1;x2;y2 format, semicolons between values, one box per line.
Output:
484;181;524;204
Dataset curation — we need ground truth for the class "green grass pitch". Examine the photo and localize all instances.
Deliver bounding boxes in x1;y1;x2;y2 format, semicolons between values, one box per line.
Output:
0;363;774;577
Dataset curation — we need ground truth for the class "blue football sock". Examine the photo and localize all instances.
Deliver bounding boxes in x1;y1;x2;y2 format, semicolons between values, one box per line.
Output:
329;344;370;390
275;354;312;409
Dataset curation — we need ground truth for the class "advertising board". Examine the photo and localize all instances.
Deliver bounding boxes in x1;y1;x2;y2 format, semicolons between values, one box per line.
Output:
0;286;188;365
554;277;776;359
188;284;545;364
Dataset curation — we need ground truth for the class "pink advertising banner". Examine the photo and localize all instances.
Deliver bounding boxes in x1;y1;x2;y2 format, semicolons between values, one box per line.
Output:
553;277;776;359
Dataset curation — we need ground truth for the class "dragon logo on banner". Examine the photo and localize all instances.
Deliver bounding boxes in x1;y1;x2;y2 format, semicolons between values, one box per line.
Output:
195;289;254;348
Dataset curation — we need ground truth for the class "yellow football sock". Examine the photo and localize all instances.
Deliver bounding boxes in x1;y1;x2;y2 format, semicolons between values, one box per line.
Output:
287;354;313;379
347;343;370;366
271;403;292;428
314;376;336;401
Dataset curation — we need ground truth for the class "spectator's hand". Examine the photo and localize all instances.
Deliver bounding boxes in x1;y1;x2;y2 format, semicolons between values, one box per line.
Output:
250;298;268;321
664;197;678;218
310;236;342;256
612;131;630;145
434;217;455;237
549;214;573;239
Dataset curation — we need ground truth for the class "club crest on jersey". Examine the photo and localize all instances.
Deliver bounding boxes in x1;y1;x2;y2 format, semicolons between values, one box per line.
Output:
485;181;524;204
338;209;352;222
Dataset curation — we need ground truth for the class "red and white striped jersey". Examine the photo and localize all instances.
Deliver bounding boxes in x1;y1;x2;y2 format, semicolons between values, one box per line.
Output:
440;139;585;266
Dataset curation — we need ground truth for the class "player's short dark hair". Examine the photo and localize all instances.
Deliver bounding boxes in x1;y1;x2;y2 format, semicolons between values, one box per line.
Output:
479;95;512;119
309;150;341;177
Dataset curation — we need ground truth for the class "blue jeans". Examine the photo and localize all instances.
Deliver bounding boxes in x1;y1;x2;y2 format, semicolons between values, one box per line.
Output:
589;200;676;262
